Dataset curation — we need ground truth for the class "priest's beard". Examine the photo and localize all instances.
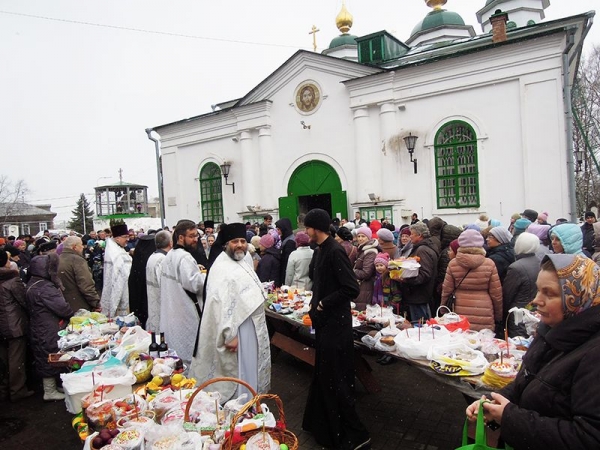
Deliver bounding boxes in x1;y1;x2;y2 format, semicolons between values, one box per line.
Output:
225;245;246;261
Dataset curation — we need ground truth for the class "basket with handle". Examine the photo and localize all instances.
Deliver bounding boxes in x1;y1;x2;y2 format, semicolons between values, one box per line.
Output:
223;393;298;450
183;376;259;436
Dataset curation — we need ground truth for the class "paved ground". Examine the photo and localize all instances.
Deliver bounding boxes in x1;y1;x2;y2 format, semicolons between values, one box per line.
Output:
1;350;468;450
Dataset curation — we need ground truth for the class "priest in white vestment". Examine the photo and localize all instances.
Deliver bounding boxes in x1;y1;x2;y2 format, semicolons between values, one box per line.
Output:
190;222;271;401
101;223;132;318
159;220;205;366
145;230;172;333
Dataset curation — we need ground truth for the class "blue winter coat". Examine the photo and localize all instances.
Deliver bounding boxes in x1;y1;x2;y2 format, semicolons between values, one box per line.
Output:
551;223;585;255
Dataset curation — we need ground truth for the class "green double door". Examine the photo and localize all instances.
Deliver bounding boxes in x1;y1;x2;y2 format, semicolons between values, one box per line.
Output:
278;160;347;222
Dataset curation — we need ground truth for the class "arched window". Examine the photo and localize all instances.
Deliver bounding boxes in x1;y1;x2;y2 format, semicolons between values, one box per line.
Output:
434;121;479;209
199;163;224;223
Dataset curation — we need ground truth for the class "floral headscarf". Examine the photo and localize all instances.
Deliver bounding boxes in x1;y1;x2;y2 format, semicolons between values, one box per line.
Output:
544;254;600;319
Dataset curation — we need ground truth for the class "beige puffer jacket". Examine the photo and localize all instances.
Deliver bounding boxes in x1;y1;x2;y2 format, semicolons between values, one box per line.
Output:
441;247;502;331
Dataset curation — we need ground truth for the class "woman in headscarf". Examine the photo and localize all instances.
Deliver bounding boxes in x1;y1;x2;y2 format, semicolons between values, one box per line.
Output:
467;254;600;449
335;226;357;266
352;227;380;310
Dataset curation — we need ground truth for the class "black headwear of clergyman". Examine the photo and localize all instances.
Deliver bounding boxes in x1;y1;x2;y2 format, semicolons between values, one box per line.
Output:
219;223;246;243
304;208;331;233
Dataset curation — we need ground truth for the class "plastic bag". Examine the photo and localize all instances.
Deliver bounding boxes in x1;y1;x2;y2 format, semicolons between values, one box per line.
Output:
428;342;488;376
246;431;279;450
395;325;451;359
113;326;151;361
427;306;470;332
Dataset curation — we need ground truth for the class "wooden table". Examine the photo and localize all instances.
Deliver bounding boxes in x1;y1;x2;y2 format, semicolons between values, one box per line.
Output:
265;308;382;393
266;308;499;400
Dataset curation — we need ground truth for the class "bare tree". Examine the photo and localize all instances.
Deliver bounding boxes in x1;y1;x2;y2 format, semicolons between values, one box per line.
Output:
0;175;30;226
573;44;600;216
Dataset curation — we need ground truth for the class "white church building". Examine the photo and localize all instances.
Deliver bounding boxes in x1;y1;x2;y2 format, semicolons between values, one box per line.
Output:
147;0;594;227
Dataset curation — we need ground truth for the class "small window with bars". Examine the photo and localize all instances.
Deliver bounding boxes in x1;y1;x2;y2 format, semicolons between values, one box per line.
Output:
434;121;479;209
199;163;224;223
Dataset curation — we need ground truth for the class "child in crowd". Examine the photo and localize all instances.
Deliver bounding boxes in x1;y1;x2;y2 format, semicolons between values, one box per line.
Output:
372;252;402;313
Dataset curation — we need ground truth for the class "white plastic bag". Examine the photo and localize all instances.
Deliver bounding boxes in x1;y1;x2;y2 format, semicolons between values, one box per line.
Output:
395;325;451;359
427;342;488;376
114;326;151;361
246;431;279;450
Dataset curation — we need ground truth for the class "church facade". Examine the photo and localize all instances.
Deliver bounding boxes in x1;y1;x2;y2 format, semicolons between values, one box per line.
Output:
148;0;594;227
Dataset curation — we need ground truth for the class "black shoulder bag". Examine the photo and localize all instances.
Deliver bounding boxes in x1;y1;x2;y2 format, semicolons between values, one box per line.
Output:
445;269;471;312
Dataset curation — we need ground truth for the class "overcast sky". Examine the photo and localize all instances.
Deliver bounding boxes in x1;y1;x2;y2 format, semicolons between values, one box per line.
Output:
1;0;598;222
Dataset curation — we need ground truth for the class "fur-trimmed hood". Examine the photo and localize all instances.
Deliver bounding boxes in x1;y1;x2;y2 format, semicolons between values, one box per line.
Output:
358;239;380;255
28;253;64;290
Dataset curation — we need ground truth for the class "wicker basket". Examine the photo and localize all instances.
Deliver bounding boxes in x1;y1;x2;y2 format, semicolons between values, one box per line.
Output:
224;393;298;450
183;376;259;436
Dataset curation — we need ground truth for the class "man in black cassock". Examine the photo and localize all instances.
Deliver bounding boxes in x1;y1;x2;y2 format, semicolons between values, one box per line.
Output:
302;208;371;450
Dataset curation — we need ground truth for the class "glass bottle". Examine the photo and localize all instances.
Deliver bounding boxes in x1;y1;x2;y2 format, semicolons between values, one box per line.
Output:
149;332;159;358
158;332;168;356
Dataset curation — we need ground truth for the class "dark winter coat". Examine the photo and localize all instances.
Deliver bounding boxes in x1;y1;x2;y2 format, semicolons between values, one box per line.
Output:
486;243;515;283
499;306;600;449
502;253;540;337
275;218;296;286
127;235;156;328
400;237;439;306
435;224;462;291
303;236;364;448
256;247;282;287
581;221;595;256
58;247;100;312
0;267;28;339
26;255;73;377
353;239;380;310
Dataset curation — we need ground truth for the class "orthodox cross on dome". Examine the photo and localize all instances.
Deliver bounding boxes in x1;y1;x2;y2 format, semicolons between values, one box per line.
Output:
309;25;320;52
426;0;447;10
118;168;123;182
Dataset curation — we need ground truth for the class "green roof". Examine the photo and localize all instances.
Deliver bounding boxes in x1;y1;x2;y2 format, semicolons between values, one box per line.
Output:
329;34;358;49
411;9;466;35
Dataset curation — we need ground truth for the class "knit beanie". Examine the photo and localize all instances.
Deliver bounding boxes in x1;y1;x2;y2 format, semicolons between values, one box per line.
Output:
377;228;394;242
336;226;353;242
543;254;600;319
458;229;484;248
489;226;513;245
513;218;532;232
515;232;540;255
464;224;481;232
344;222;355;231
251;235;261;248
538;212;548;222
304;208;331;233
0;250;8;267
521;209;539;223
259;233;274;249
374;252;390;267
490;219;501;227
400;227;411;236
527;223;551;243
449;239;460;255
295;231;310;247
511;213;521;221
356;227;372;239
13;239;26;249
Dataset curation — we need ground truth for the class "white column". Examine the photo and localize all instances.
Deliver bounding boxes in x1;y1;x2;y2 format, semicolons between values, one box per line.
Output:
354;108;381;201
258;127;275;209
379;102;399;200
239;130;258;208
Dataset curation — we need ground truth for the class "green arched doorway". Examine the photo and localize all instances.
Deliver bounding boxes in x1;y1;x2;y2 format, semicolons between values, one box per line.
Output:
278;160;347;222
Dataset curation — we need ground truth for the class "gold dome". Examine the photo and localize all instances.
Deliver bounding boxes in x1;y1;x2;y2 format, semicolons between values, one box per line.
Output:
336;1;353;34
426;0;447;10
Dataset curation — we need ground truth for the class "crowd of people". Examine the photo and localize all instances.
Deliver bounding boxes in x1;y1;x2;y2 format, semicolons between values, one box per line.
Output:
2;206;600;449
